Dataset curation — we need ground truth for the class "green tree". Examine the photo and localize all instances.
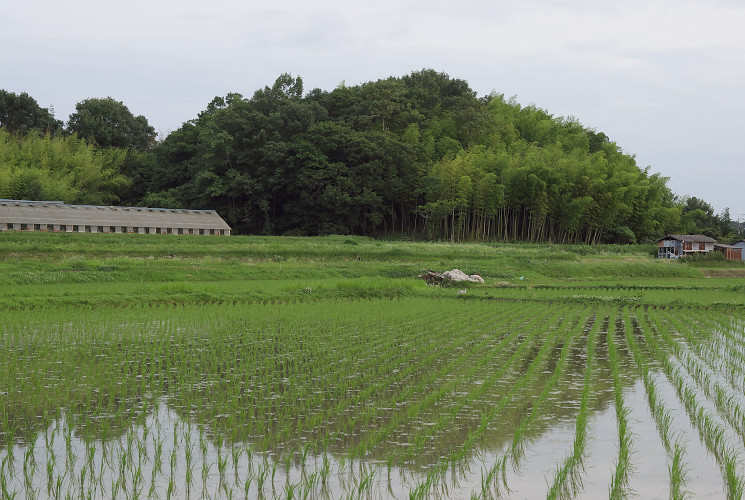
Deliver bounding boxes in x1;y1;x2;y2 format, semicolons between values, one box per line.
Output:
0;90;62;135
0;129;129;204
67;97;155;150
679;197;719;238
129;70;707;242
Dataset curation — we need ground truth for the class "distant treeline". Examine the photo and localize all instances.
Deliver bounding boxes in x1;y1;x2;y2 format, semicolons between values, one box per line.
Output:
0;71;739;242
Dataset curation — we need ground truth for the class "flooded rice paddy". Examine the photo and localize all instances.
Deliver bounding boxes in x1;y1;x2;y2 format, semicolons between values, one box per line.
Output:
2;298;745;499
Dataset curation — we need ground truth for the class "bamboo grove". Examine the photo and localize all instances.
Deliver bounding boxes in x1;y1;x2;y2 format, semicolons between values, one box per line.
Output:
1;70;726;242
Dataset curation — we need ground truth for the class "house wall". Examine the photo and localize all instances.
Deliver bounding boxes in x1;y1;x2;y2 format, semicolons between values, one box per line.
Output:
680;241;714;254
715;247;741;261
733;242;745;261
657;239;682;258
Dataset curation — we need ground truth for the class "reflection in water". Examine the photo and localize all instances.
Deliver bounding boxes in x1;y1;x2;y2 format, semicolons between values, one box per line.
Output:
2;302;745;498
1;401;421;499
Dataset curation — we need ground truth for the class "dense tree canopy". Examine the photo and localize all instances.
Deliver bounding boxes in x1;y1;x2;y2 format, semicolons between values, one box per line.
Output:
67;97;155;151
134;71;690;241
1;72;738;242
0;90;62;136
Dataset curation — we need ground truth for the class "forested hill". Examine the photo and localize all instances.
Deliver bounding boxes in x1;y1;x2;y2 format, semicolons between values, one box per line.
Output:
0;71;736;242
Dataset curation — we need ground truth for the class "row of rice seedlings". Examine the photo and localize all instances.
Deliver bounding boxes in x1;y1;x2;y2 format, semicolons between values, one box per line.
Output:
621;309;689;498
309;299;516;465
464;306;578;499
395;301;565;465
29;409;344;499
243;301;469;451
546;308;605;500
508;310;585;463
3;298;583;498
650;310;745;428
677;310;745;394
655;311;745;448
18;298;742;497
607;312;633;499
207;299;492;456
177;300;446;450
7;304;348;496
485;306;586;497
389;301;563;499
343;301;526;462
3;303;330;495
411;304;584;499
326;300;580;491
668;309;745;381
409;306;587;500
637;310;745;499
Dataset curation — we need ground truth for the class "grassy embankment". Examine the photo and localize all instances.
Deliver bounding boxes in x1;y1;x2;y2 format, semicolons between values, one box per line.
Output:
1;231;743;309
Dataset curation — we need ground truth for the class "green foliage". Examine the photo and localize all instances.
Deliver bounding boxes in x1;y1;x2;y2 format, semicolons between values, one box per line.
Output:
67;97;155;150
0;90;63;135
128;70;692;242
0;129;130;204
4;75;728;244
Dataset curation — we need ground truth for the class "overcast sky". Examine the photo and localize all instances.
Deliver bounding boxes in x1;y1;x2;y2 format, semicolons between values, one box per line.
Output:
3;0;744;222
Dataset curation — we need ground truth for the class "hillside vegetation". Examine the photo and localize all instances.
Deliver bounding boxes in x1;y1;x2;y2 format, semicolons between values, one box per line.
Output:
1;73;739;242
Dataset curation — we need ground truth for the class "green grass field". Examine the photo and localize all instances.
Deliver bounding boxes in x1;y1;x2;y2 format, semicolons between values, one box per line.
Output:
2;232;745;499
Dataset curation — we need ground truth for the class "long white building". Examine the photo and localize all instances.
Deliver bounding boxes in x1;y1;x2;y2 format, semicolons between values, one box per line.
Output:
0;200;231;235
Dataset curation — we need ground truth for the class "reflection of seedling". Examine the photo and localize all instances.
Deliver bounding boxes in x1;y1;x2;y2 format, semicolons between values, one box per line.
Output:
201;461;212;489
547;309;601;500
607;314;633;499
256;464;267;491
185;462;194;490
320;455;330;485
8;289;745;499
243;474;252;498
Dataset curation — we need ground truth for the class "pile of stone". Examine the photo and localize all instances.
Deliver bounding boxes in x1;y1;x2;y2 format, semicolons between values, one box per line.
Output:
419;269;484;285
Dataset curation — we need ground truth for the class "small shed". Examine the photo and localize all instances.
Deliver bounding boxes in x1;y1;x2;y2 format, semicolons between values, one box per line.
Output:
656;234;717;258
731;240;745;261
714;244;743;261
0;200;231;235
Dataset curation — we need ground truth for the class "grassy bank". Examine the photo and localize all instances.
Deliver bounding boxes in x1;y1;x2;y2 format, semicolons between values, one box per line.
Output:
1;232;743;308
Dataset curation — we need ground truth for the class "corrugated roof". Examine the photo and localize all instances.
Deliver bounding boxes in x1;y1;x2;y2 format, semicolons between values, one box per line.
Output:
0;200;231;230
657;234;717;243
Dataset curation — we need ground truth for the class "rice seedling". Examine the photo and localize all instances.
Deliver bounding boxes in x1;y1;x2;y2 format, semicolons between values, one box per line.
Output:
607;315;634;500
637;310;745;499
546;310;604;500
2;235;745;499
668;437;688;500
